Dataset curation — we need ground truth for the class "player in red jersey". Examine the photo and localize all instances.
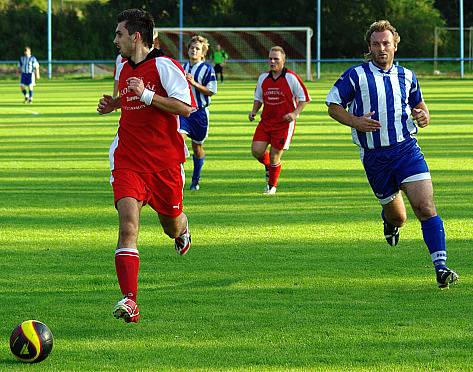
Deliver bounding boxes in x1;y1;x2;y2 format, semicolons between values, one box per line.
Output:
97;9;196;323
249;46;311;195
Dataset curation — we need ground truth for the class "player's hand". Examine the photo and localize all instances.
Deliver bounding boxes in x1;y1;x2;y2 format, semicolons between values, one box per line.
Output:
186;73;195;85
351;111;381;132
282;112;296;123
127;77;145;98
248;112;256;121
412;108;429;128
97;94;116;115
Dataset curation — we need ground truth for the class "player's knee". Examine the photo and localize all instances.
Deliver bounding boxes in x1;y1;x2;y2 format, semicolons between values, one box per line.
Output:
162;224;179;239
118;221;138;244
251;147;264;159
270;153;283;164
193;145;205;158
391;213;407;227
414;201;437;221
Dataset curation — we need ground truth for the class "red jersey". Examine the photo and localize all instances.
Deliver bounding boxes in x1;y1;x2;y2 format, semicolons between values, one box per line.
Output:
254;68;311;127
113;49;164;79
110;49;195;173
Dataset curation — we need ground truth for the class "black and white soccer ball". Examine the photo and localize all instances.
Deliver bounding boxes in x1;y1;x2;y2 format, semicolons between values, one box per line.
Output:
10;320;53;363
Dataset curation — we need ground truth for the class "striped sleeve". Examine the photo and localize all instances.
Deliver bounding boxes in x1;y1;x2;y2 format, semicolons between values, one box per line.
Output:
408;71;423;108
203;64;218;94
326;67;357;108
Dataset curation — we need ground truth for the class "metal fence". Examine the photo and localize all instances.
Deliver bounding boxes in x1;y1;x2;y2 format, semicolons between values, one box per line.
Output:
2;57;473;80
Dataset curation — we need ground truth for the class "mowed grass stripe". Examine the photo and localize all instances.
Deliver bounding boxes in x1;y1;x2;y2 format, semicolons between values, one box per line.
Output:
0;77;472;370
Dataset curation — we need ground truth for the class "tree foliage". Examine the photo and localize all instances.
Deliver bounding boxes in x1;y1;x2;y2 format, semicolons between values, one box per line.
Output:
321;0;445;58
0;0;458;60
435;0;473;27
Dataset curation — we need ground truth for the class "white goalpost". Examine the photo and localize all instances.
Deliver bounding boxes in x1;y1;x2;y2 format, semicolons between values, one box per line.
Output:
155;27;313;81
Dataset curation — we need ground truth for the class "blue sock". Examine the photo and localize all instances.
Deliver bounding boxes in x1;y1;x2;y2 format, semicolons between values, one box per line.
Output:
22;89;27;97
29;90;33;99
192;155;205;184
421;215;447;270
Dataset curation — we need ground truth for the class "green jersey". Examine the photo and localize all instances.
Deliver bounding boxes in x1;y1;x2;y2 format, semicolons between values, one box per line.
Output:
212;50;228;64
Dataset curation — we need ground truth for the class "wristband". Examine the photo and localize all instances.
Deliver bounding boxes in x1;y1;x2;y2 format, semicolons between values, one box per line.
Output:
140;88;155;105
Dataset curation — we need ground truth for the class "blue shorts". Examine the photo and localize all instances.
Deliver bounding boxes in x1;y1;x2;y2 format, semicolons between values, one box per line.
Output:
179;107;209;144
20;73;34;86
361;138;431;205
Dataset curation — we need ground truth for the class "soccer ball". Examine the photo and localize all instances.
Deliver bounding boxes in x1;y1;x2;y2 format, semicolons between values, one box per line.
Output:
9;320;53;363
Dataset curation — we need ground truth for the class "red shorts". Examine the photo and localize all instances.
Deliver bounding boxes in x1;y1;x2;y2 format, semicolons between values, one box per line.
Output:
111;165;184;218
252;120;296;150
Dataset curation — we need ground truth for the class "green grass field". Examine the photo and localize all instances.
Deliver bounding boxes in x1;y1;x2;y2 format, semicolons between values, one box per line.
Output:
0;77;472;371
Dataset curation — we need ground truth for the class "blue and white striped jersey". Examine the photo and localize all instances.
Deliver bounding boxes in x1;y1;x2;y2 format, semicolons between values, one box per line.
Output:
18;55;39;74
182;61;217;109
326;61;423;149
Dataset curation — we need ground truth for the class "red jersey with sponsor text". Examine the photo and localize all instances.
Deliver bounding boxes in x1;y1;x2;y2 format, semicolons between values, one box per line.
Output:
110;49;195;173
254;68;311;128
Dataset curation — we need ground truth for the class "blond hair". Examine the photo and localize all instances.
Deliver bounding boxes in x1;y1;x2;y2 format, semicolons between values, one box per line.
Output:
188;35;209;59
270;46;286;60
364;20;400;60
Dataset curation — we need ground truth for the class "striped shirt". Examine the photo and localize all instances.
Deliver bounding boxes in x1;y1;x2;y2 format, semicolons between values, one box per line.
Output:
18;55;39;74
326;61;423;149
182;61;217;109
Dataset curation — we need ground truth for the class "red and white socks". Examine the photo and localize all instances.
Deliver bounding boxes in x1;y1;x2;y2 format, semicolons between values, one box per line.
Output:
268;162;282;187
114;248;140;302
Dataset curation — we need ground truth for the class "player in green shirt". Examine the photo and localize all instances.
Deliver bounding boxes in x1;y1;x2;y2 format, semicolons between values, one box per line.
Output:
211;44;228;83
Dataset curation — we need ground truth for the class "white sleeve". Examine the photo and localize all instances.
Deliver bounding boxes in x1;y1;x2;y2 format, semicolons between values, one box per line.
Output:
286;73;310;102
325;86;343;106
207;79;218;95
254;73;266;102
156;58;193;105
115;61;124;81
114;55;123;81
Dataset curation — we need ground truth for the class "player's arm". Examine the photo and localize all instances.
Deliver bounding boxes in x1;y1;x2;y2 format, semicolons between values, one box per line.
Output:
411;101;430;128
248;100;263;121
150;95;193;117
127;77;193;117
282;100;308;122
408;72;429;128
35;64;40;80
112;79;119;98
327;103;381;132
249;74;265;121
186;73;214;96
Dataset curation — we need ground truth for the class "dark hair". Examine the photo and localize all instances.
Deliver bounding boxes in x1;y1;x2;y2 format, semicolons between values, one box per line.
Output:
117;9;154;48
